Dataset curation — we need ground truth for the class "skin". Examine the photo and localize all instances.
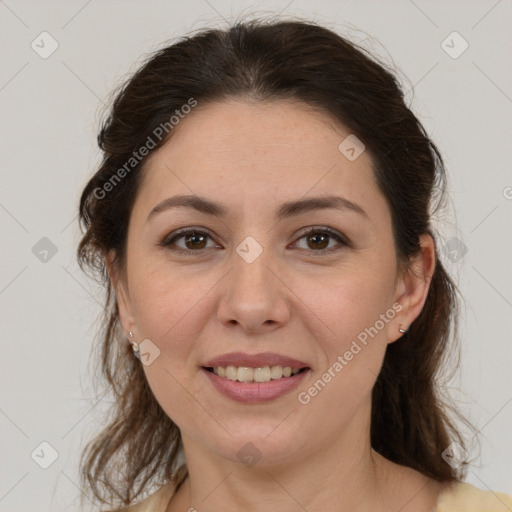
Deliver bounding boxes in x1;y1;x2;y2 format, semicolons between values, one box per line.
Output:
109;99;444;511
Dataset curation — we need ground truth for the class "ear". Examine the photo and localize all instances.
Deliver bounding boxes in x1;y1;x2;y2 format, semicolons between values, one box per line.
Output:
105;250;137;336
389;233;436;343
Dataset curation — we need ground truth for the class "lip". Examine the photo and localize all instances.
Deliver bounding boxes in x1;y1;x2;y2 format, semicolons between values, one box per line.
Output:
202;351;310;369
201;366;311;403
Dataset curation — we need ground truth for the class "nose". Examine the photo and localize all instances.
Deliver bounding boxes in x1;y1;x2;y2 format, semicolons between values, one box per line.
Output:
216;243;291;334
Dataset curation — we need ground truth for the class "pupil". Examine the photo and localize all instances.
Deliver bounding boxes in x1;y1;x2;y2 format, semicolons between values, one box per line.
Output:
186;233;206;249
308;233;328;250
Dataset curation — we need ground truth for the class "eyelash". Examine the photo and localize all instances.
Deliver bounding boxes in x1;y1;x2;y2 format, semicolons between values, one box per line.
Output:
159;226;349;255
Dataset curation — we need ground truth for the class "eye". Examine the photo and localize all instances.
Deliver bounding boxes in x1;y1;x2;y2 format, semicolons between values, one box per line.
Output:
160;225;349;255
160;228;219;252
292;226;348;253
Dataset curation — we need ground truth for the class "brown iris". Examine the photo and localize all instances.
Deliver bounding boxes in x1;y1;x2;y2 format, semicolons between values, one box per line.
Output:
306;232;329;250
184;232;208;250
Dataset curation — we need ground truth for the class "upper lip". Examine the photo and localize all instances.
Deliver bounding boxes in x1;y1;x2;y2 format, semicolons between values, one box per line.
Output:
203;352;310;369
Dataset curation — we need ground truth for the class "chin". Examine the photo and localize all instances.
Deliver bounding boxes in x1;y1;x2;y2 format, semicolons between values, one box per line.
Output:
204;425;310;469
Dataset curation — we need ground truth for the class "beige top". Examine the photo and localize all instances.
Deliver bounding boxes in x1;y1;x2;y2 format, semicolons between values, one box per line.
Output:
122;479;512;511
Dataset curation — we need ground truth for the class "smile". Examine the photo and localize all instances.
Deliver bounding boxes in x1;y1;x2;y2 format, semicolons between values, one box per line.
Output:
205;365;307;382
201;366;310;403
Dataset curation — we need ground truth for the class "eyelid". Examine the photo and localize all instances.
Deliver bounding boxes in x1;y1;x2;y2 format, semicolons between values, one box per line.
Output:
293;225;347;242
291;225;350;252
159;225;350;254
160;226;219;250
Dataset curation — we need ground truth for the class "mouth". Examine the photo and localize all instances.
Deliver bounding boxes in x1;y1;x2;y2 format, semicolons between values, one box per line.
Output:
202;365;309;383
200;352;311;402
201;365;311;403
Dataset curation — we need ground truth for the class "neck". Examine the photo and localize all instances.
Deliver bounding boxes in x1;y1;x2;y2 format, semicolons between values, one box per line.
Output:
172;401;396;512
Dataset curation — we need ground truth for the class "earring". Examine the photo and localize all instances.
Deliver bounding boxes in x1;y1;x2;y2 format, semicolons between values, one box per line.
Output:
399;326;407;334
128;331;141;360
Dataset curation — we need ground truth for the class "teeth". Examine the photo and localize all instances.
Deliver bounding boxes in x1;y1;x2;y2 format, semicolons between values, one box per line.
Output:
254;366;271;382
237;367;254;382
212;365;302;382
226;365;237;381
270;365;283;379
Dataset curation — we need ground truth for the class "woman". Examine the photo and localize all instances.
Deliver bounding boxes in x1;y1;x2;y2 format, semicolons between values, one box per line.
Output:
77;18;512;512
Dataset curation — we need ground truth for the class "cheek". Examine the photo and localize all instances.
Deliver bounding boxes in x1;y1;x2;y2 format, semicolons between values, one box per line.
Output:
128;259;223;363
292;280;394;422
292;259;397;397
296;258;396;340
128;265;220;429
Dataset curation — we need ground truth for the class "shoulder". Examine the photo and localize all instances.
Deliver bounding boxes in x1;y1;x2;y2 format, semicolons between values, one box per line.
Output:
435;481;512;511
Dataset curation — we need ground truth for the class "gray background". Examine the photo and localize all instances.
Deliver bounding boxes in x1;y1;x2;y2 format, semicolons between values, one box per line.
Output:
1;0;511;510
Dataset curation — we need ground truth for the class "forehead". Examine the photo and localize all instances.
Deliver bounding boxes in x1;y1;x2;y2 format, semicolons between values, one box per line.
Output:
135;99;388;224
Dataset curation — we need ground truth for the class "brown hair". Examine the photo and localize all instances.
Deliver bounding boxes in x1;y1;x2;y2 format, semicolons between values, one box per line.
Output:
77;17;473;510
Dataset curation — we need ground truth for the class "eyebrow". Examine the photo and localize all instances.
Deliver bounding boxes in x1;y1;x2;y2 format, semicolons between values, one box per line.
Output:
147;194;368;222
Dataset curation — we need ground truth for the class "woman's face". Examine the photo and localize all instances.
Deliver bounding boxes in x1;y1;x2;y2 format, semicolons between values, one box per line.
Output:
113;99;431;467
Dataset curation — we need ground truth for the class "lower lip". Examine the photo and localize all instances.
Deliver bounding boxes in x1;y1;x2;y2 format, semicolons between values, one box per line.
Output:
201;367;310;403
